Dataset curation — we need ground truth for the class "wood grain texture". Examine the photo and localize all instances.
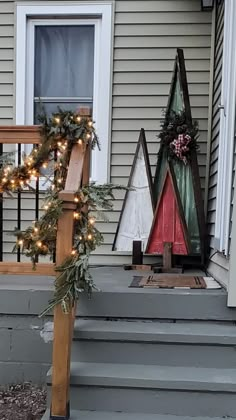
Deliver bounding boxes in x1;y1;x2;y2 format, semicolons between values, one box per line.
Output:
0;262;55;275
113;129;154;252
147;168;189;256
0;126;41;143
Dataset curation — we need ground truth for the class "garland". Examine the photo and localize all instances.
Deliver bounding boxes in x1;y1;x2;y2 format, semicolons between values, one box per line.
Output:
0;109;122;315
158;111;199;165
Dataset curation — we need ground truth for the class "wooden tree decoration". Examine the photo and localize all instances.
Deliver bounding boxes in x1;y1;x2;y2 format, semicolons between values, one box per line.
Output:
153;48;206;263
146;165;190;271
112;128;154;264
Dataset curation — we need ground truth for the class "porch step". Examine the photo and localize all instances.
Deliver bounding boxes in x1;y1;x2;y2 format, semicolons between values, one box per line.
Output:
42;410;236;420
47;362;236;417
78;287;236;321
72;319;236;367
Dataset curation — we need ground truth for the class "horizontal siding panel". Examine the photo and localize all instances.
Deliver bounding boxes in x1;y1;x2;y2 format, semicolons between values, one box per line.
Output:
114;48;211;60
112;107;209;120
111;165;206;178
0;107;12;118
0;15;14;25
115;24;211;37
0;26;13;37
0;48;14;60
111;131;208;144
114;71;209;84
0;73;13;84
0;3;14;13
114;60;210;72
113;95;209;108
0;84;13;94
111;153;206;166
116;1;203;13
115;36;211;49
112;142;158;154
0;60;13;71
113;83;210;96
0;95;12;106
112;119;209;131
115;12;211;25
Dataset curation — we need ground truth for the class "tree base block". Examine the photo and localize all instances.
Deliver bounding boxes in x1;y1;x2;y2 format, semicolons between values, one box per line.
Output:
153;266;183;274
124;264;152;271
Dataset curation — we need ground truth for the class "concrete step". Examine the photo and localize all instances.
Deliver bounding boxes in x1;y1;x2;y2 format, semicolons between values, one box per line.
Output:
42;410;236;420
78;287;236;321
47;362;236;417
72;319;236;367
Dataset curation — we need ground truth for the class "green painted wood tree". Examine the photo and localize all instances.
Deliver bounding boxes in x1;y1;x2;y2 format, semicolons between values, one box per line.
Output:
153;48;206;261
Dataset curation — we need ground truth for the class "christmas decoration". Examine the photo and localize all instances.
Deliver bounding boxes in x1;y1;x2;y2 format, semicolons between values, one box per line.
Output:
153;48;206;262
112;128;154;263
146;165;190;270
0;109;123;314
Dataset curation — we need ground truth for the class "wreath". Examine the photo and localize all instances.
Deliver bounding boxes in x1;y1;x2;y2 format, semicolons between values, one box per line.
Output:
158;111;199;165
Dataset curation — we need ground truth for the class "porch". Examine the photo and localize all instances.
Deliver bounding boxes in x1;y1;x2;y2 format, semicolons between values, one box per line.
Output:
1;267;236;420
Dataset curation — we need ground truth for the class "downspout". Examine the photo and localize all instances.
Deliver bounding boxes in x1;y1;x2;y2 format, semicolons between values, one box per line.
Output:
204;4;217;216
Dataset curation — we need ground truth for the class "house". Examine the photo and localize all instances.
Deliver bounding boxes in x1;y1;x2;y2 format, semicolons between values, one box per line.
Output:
1;0;236;419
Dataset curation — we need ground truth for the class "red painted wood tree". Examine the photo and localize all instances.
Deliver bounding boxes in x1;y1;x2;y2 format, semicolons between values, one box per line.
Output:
146;166;190;270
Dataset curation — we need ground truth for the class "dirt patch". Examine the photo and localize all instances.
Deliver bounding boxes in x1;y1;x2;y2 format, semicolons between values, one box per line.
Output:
0;383;46;420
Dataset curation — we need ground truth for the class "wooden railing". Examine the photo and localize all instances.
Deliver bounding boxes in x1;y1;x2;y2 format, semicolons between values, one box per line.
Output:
0;109;91;419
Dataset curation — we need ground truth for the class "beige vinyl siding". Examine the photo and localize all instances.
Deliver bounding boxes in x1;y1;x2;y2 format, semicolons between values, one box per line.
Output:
0;0;212;264
207;1;224;251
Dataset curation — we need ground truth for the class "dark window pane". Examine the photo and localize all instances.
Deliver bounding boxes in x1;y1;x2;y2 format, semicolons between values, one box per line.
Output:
34;102;92;122
35;25;94;98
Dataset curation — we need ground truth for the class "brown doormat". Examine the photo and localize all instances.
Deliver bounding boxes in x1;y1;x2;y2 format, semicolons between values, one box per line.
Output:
130;275;207;289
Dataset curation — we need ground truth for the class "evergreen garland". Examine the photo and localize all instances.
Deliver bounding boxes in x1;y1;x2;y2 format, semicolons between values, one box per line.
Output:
0;109;123;315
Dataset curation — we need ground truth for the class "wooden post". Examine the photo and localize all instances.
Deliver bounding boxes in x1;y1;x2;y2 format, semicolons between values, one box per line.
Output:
50;109;90;420
50;201;76;420
132;240;143;265
163;242;172;271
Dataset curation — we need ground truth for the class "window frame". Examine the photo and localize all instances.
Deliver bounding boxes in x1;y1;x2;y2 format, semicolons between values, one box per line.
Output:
214;0;236;255
16;2;114;184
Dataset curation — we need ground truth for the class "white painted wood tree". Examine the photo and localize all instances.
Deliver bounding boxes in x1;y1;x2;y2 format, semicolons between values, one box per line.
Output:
112;128;154;252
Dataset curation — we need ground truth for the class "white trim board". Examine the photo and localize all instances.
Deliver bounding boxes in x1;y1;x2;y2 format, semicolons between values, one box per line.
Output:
214;0;236;256
16;1;114;184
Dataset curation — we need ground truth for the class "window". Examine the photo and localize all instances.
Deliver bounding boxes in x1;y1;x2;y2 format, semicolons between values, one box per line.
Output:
16;2;113;184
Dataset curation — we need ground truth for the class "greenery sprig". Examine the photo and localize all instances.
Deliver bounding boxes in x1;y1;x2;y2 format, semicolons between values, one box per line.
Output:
0;109;124;315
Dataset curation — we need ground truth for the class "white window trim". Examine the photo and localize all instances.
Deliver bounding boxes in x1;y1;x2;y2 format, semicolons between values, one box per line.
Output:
16;1;114;184
214;0;236;255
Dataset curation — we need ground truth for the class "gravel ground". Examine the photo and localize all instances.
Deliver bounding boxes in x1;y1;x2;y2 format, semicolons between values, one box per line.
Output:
0;383;47;420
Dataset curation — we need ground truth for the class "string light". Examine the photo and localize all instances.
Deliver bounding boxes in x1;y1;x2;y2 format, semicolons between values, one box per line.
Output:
57;141;62;147
86;133;91;139
71;250;76;256
74;197;79;203
77;116;81;122
89;217;95;225
88;121;93;127
77;139;83;145
55;117;60;124
87;234;93;240
36;241;42;248
42;162;48;169
73;212;80;220
57;178;63;184
34;227;39;233
18;239;23;246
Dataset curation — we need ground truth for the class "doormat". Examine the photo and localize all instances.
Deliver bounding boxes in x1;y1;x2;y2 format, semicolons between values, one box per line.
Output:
130;275;207;289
